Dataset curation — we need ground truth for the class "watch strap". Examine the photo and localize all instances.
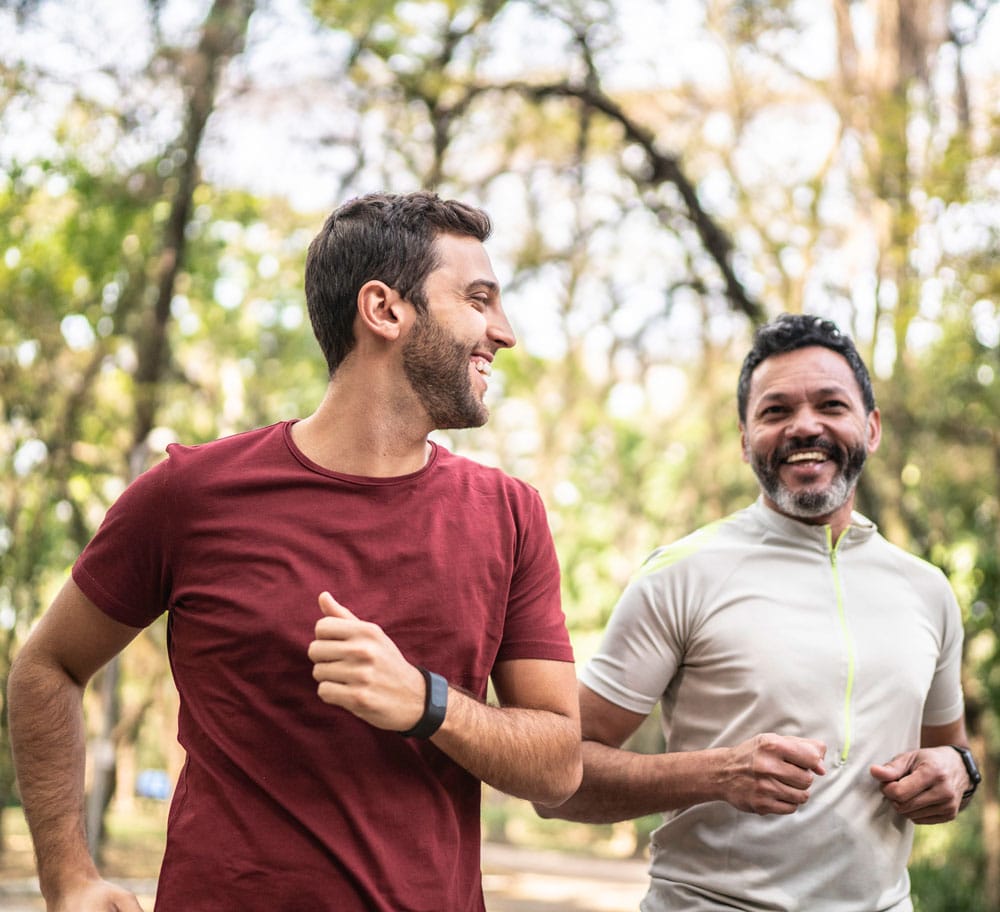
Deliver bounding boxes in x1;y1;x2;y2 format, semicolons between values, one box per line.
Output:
951;744;981;800
399;667;448;739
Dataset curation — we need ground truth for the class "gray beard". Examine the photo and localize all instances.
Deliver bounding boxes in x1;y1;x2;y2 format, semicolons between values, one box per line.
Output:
765;472;857;519
749;439;867;521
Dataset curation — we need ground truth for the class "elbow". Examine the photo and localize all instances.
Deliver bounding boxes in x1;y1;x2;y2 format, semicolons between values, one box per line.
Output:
7;649;49;707
534;745;583;809
561;748;585;803
532;787;577;813
531;774;581;819
533;800;560;819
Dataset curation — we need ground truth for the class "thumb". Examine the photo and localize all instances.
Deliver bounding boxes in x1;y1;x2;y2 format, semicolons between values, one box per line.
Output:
870;755;909;783
806;739;827;775
318;591;356;620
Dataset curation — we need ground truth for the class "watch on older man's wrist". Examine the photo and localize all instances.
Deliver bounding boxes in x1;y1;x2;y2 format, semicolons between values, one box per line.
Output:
951;745;981;800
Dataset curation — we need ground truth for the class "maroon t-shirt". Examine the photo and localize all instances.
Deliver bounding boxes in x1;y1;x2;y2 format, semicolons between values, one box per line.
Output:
73;421;572;912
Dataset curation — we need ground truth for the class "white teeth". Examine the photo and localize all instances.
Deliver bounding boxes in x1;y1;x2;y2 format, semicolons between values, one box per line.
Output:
785;451;826;463
473;359;492;376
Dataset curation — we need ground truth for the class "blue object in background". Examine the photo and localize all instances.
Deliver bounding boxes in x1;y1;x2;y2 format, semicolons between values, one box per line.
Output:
135;768;172;801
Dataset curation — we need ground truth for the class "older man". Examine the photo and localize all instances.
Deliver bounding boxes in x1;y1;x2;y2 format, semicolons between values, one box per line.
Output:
542;314;976;912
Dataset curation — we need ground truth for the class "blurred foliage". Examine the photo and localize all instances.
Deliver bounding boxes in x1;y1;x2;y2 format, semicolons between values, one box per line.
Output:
910;805;989;912
1;0;998;904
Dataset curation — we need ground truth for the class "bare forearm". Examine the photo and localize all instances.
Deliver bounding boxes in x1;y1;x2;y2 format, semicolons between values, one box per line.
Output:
308;614;581;803
539;740;729;823
430;688;582;806
8;652;97;900
543;730;828;823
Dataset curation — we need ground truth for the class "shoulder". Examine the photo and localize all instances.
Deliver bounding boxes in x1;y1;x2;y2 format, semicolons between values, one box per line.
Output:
863;531;952;586
431;444;543;505
847;528;959;631
163;422;285;469
633;506;757;583
157;423;286;481
131;423;288;507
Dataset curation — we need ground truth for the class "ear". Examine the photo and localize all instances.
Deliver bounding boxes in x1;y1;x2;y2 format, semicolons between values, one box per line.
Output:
739;424;750;464
356;280;412;342
866;407;882;454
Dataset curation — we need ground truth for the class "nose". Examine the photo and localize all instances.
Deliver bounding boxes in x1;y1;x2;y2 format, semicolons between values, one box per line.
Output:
488;304;516;351
785;405;824;439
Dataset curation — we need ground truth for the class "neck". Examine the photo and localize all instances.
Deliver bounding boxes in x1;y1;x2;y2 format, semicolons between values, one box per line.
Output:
293;375;434;477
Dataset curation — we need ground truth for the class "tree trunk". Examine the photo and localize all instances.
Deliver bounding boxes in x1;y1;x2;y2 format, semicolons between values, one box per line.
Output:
86;0;257;860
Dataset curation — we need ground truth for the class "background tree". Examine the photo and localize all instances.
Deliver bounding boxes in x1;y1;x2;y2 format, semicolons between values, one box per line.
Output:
0;0;267;856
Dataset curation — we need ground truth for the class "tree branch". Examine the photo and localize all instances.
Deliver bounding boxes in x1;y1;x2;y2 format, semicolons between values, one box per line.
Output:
499;78;764;323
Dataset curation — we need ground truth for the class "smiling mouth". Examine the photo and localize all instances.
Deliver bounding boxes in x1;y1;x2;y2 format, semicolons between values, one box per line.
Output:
784;450;828;464
472;357;492;377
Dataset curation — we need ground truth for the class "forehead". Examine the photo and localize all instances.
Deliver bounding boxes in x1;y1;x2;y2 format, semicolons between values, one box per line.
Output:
428;233;498;287
747;346;864;403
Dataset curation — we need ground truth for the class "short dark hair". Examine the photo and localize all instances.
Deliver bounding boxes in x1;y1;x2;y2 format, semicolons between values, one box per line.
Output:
737;313;876;423
305;191;493;375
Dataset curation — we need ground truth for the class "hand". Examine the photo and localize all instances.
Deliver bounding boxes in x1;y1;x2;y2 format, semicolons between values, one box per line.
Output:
721;733;827;815
870;746;967;824
49;878;145;911
307;592;427;732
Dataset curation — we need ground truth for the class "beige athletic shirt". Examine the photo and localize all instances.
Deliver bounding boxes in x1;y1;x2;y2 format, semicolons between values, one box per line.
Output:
581;499;965;912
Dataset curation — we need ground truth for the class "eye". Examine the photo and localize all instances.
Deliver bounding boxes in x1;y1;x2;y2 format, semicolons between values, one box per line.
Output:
821;400;848;412
469;294;489;311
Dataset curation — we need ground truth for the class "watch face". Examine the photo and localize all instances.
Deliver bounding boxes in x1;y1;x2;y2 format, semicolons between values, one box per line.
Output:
954;745;981;794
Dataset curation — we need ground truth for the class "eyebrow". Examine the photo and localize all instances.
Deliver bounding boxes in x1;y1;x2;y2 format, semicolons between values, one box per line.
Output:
464;279;500;295
756;384;853;405
810;385;853;399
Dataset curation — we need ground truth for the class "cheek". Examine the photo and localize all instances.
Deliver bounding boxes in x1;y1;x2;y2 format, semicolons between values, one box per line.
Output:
865;419;881;451
837;420;871;448
743;429;774;458
469;311;489;338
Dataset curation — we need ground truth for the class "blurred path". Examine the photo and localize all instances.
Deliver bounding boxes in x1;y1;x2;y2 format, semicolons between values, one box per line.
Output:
0;843;648;911
483;842;648;911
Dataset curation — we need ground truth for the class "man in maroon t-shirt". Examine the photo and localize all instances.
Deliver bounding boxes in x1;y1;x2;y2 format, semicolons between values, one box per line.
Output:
9;191;582;912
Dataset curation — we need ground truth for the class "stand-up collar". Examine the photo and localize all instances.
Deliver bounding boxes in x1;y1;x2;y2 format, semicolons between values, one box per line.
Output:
750;496;877;551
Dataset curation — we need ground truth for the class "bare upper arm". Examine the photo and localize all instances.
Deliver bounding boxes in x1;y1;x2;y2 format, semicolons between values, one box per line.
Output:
491;659;580;723
579;682;648;747
922;717;967;749
18;578;145;687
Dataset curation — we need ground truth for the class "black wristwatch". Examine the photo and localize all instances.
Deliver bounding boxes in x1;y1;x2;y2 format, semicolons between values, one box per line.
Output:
951;745;981;800
398;667;448;739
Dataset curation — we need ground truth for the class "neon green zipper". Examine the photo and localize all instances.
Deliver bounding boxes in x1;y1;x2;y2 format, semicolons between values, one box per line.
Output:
827;526;855;763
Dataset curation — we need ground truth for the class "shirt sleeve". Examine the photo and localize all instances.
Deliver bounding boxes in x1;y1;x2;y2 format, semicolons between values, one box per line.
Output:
920;573;966;727
580;553;685;716
72;456;174;628
494;485;574;664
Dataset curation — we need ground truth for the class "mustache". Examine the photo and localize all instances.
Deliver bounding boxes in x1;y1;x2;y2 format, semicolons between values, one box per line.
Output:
772;437;843;465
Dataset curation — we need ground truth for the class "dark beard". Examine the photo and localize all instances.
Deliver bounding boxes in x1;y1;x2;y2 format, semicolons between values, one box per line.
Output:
402;313;488;430
750;436;867;520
